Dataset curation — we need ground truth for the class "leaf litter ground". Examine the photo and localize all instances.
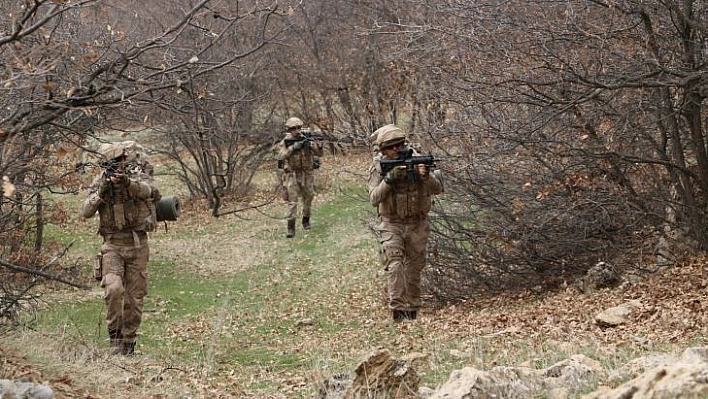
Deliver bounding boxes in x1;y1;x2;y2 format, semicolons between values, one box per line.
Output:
1;149;707;398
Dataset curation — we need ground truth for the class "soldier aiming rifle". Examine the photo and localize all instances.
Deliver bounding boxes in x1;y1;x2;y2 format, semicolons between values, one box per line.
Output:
367;124;443;323
276;117;324;238
81;141;179;356
283;127;324;148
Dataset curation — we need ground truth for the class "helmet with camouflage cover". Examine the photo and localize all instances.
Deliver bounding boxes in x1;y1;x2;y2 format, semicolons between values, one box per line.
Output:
97;141;147;163
285;117;304;129
374;124;406;149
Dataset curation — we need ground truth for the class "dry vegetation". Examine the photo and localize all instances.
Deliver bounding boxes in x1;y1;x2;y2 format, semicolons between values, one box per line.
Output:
1;149;707;398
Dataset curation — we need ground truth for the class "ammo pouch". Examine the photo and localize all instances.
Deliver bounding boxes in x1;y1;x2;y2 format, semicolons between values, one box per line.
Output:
277;159;285;169
93;254;103;281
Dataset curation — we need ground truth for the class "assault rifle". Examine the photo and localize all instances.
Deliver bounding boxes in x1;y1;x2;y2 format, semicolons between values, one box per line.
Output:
379;148;438;182
283;128;324;148
99;159;122;177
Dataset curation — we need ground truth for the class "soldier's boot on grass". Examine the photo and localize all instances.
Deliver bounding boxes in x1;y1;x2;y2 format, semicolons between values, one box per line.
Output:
286;219;296;238
121;342;136;356
302;216;311;230
112;341;135;356
392;310;406;323
108;328;123;348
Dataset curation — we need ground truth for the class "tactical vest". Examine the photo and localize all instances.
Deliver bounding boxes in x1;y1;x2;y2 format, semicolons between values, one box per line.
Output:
98;165;160;235
285;147;316;171
374;155;435;219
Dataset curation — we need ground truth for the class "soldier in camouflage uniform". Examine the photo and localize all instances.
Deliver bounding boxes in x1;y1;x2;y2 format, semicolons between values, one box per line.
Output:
276;117;324;238
81;141;161;355
367;125;443;322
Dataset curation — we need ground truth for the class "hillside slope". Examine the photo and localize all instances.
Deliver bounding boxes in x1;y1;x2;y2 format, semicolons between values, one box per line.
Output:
1;150;706;398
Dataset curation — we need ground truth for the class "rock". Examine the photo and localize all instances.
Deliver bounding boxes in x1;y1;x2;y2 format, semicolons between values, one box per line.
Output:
594;300;641;327
343;348;421;399
579;261;621;292
594;346;708;398
429;366;538;399
319;346;708;399
583;361;708;398
0;379;54;399
542;354;604;385
316;373;350;399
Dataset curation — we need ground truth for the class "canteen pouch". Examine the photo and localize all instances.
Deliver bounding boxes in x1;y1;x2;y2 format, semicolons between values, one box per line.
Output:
93;254;103;281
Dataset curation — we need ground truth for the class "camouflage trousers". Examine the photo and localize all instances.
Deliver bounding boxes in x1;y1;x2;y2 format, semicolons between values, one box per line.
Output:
377;217;429;312
100;232;149;344
284;170;315;221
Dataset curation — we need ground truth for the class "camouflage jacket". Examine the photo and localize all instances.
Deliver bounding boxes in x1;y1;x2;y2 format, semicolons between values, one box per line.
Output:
367;150;443;221
81;162;161;235
277;133;324;172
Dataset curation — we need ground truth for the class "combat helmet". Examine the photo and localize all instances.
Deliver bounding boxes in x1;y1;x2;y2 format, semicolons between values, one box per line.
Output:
374;124;406;149
285;117;304;129
97;141;146;163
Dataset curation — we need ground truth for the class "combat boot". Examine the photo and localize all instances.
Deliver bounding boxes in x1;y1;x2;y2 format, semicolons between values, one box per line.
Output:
108;328;123;347
286;219;296;238
392;310;406;323
302;216;311;230
121;341;136;356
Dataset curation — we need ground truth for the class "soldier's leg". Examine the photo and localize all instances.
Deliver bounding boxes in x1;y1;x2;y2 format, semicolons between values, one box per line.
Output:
379;222;406;319
301;174;315;229
100;243;125;345
121;239;149;344
276;170;288;201
284;173;298;237
403;221;430;317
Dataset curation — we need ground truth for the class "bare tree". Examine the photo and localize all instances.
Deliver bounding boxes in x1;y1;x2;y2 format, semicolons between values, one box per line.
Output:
375;0;708;302
0;0;284;325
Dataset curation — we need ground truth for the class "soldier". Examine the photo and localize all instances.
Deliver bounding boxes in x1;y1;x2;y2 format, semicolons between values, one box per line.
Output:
276;117;324;238
81;141;161;355
367;124;443;322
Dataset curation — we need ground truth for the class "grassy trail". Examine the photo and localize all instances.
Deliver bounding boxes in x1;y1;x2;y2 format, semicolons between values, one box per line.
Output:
3;150;696;398
4;152;469;398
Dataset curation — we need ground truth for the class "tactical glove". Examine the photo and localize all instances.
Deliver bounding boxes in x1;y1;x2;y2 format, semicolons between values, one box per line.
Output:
417;164;430;179
291;141;303;150
99;181;111;196
384;167;405;184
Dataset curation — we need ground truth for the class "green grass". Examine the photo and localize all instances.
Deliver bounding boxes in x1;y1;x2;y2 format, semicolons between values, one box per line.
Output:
8;154;689;398
29;182;381;396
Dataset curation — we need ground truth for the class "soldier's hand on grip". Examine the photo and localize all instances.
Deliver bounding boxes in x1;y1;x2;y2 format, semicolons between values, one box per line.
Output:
108;174;126;186
99;180;111;196
384;166;405;184
417;164;429;179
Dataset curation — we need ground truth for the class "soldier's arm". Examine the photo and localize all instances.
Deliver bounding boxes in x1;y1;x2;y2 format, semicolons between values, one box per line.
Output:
367;162;392;206
125;175;153;200
411;149;443;195
426;170;444;195
311;141;324;156
81;175;105;218
278;140;293;159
